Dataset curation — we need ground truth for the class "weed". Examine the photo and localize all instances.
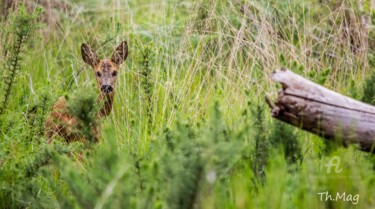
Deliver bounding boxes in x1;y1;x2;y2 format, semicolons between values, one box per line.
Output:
0;4;42;115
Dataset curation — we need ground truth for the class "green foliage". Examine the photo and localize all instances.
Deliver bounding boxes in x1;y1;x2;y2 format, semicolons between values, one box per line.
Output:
26;93;50;141
309;68;331;85
138;43;156;132
251;104;269;180
0;4;42;115
50;139;134;209
361;71;375;105
270;120;302;164
39;102;245;209
67;88;100;143
160;122;203;209
2;0;375;209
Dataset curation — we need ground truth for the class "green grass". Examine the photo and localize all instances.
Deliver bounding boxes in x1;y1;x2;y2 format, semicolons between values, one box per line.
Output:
1;0;375;208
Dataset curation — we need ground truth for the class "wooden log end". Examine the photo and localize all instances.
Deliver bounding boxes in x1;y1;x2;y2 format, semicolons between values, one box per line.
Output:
271;69;291;90
267;68;375;153
265;96;280;117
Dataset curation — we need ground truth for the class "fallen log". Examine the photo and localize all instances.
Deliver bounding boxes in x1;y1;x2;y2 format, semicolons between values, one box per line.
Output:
266;68;375;152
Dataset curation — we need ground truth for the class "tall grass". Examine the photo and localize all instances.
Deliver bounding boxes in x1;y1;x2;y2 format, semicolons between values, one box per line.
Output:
1;0;375;208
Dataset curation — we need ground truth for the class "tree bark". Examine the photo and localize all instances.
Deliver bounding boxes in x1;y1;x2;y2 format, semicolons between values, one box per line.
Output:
266;68;375;152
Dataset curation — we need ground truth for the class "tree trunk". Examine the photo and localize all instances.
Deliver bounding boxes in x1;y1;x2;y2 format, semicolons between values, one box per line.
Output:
266;68;375;152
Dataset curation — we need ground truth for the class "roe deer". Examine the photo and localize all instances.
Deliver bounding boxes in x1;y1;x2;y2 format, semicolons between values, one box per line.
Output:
45;41;129;143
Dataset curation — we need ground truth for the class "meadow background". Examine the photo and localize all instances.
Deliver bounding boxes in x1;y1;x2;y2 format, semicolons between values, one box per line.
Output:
1;0;375;208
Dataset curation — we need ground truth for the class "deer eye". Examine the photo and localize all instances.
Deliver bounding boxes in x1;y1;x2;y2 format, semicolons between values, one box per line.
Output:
96;71;102;77
112;71;118;77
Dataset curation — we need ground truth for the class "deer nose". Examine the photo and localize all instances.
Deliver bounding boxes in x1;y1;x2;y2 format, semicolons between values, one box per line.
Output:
101;85;113;94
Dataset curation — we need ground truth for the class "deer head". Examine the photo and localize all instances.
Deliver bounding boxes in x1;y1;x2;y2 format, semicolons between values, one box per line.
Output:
81;41;128;95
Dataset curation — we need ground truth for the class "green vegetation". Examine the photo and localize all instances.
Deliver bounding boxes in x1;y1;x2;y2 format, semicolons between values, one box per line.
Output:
1;0;375;208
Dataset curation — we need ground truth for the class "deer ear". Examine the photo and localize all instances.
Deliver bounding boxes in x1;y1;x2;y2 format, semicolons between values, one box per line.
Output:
81;43;99;68
111;41;128;66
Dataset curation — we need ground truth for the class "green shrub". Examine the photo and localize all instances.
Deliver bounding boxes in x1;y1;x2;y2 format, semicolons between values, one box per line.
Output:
0;4;42;115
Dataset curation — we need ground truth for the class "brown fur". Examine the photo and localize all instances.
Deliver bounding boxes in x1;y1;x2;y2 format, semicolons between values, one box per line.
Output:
45;41;128;143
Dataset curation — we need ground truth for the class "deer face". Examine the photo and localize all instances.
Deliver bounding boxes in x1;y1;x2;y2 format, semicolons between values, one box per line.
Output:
81;41;128;95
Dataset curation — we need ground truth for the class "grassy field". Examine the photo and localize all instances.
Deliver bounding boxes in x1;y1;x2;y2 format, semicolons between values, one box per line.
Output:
1;0;375;208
